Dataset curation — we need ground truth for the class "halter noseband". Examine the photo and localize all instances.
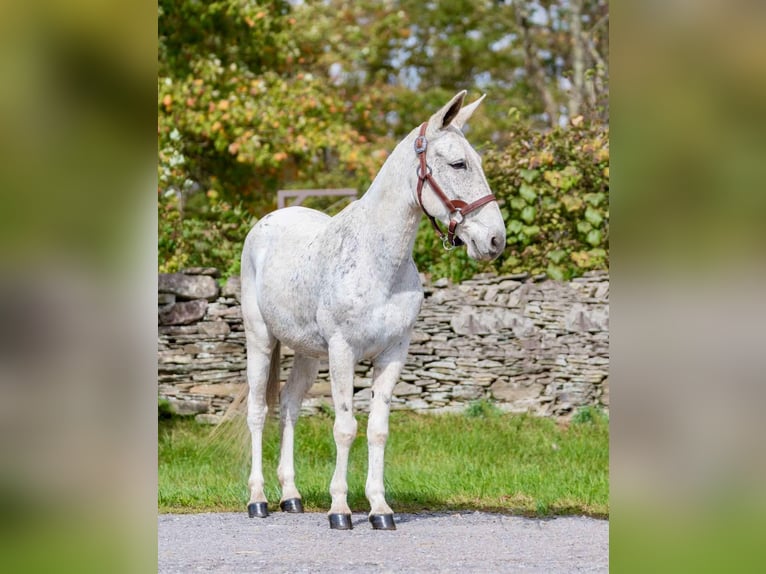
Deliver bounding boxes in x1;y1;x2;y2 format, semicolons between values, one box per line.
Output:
414;122;497;249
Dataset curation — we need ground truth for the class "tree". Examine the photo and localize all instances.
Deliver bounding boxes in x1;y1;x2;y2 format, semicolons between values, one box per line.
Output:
158;0;609;277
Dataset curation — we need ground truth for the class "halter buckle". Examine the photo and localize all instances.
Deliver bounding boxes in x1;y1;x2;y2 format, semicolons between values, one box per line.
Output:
414;135;428;154
450;208;464;225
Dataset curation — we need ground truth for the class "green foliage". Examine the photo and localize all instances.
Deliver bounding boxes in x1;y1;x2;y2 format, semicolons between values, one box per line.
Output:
158;399;175;420
464;398;502;418
572;405;609;425
412;219;484;283
158;189;256;277
482;120;610;280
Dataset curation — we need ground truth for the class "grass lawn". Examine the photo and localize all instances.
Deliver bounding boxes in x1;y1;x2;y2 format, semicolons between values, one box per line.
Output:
158;404;608;517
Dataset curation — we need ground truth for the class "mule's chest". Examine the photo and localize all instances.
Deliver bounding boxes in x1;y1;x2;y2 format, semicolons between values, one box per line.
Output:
356;289;423;359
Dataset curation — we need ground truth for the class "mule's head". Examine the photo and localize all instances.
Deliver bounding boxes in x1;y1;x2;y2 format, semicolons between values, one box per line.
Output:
413;91;506;261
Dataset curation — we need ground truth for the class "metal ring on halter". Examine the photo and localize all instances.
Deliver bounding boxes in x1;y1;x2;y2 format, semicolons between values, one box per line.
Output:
442;236;456;251
417;164;432;179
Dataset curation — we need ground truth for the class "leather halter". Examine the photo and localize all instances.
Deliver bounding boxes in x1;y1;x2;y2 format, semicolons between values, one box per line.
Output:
414;122;497;249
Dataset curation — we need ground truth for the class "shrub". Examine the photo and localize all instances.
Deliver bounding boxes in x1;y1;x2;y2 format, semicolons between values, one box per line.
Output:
158;190;256;278
483;121;609;281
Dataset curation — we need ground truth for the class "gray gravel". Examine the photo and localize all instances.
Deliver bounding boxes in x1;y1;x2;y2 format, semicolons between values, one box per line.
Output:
159;511;608;573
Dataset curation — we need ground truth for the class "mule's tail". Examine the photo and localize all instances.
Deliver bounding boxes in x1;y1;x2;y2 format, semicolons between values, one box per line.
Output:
221;340;282;421
265;340;281;415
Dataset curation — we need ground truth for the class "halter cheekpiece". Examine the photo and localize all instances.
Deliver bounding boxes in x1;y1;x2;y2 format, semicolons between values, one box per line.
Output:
414;122;497;249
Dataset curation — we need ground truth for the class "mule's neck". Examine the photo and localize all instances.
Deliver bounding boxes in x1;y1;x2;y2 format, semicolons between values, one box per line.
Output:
357;133;423;275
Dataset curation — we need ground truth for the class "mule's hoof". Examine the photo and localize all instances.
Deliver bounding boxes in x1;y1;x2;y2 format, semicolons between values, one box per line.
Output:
328;513;353;530
280;498;304;513
247;502;269;518
369;514;396;530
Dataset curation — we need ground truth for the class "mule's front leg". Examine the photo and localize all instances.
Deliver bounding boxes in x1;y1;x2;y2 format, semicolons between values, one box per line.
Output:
366;339;409;530
327;338;358;530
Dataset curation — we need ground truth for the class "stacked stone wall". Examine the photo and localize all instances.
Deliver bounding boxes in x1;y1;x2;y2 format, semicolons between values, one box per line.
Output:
158;268;608;423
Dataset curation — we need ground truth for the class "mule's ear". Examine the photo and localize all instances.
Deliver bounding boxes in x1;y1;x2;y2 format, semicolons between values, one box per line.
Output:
426;90;467;134
452;94;486;130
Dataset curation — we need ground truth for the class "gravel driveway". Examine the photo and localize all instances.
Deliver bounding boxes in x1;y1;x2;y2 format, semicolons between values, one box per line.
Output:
158;511;608;573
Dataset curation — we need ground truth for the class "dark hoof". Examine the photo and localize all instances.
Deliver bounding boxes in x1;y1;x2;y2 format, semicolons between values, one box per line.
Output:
247;502;268;518
369;514;396;530
280;498;304;513
328;513;353;530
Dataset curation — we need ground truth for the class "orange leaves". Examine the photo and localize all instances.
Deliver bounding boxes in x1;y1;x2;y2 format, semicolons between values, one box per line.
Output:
245;12;265;27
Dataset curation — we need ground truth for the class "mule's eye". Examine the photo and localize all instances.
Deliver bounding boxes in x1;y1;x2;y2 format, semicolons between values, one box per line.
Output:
449;160;467;170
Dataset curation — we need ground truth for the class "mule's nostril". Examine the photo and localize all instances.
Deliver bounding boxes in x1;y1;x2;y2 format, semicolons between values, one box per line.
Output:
490;234;503;249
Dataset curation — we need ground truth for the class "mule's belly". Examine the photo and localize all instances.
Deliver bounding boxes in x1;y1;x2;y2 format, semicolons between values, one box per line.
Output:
266;289;422;361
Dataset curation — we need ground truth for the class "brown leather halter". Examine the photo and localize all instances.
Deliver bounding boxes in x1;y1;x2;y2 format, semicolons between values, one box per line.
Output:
414;122;497;249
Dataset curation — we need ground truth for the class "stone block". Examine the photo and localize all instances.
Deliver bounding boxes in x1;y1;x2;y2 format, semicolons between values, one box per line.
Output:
307;381;332;398
410;331;431;343
167;397;209;415
196;341;244;355
451;385;483;400
489;380;544;403
159;300;208;325
198;321;230;336
222;276;241;300
425;360;457;370
180;267;220;277
189;383;245;397
159;325;199;335
158;293;176;305
158;352;193;364
393;382;420;396
405;398;430;411
354;377;372;389
159;273;219;301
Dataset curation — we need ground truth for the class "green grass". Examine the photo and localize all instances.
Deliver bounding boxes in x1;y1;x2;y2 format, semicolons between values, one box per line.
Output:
159;408;609;517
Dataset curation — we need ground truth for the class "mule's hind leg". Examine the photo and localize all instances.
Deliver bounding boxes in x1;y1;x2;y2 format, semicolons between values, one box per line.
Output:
365;338;410;530
244;322;277;518
327;338;358;530
277;354;319;512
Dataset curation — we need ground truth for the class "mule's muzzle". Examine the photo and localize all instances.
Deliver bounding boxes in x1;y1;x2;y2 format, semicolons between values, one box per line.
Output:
489;232;506;259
